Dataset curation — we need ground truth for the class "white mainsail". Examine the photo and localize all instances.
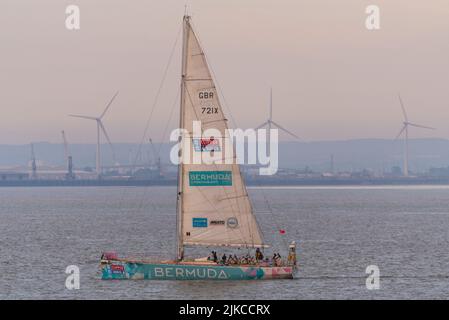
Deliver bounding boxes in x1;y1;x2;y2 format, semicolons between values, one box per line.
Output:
176;16;265;259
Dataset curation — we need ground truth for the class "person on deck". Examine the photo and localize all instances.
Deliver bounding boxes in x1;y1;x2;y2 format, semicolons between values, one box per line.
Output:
272;253;280;266
221;254;227;265
212;251;218;263
274;253;282;267
255;248;264;262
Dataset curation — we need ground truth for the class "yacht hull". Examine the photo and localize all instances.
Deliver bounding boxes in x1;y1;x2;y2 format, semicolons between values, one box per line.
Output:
101;261;295;280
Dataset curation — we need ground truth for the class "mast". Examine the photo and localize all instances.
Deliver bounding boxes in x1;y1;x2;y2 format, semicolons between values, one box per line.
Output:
176;15;189;261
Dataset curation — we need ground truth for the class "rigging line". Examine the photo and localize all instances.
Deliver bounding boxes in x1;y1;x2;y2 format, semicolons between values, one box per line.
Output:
248;143;286;250
262;186;288;249
157;88;180;157
132;23;182;168
134;89;181;216
116;22;182;217
210;70;238;129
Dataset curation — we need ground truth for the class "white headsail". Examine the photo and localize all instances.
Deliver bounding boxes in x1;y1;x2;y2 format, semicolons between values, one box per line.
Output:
176;16;266;259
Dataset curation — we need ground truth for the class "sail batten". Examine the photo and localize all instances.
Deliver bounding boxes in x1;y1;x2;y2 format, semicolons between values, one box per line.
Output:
184;242;270;248
177;16;265;254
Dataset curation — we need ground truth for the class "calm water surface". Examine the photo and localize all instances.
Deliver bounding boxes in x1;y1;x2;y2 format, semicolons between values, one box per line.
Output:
1;186;449;299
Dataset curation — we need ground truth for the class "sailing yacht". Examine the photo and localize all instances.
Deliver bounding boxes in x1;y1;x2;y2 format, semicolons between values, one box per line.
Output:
100;15;297;280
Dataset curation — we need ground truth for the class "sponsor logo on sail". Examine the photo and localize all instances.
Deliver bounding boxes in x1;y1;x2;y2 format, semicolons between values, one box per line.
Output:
189;171;232;186
210;220;225;225
192;217;208;228
193;138;221;152
227;217;238;228
170;120;279;175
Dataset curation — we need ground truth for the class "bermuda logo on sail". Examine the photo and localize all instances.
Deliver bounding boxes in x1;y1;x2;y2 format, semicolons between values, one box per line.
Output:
189;171;232;186
100;14;297;281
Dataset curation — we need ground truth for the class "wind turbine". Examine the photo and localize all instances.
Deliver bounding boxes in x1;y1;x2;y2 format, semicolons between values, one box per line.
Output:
256;88;299;140
69;91;119;177
395;93;435;177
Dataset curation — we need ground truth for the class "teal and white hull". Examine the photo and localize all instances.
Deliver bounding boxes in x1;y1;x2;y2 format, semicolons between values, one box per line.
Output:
101;261;295;280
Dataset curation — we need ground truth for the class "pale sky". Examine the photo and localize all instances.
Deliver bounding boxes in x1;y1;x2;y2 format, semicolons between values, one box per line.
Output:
0;0;448;144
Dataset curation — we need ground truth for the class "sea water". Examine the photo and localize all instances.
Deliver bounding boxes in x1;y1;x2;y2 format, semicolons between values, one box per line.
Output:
1;185;449;299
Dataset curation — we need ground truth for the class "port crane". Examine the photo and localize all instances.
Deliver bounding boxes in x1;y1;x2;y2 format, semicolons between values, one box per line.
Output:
149;138;162;177
30;143;37;179
61;131;75;180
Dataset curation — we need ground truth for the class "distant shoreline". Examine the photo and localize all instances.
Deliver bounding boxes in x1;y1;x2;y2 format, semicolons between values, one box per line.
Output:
2;177;449;187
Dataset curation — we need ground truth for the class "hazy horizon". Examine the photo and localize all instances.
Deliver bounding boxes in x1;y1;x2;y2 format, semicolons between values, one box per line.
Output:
1;0;448;144
2;138;449;173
